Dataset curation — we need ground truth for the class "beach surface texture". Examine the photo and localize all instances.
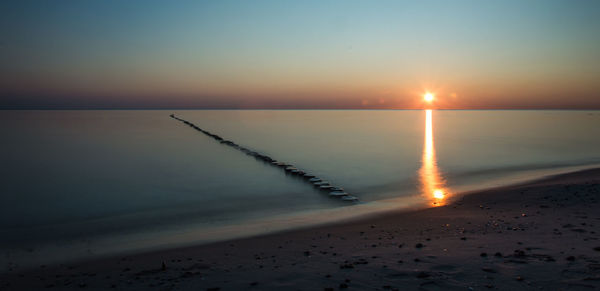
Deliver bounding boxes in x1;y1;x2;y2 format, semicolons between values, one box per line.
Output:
2;168;600;290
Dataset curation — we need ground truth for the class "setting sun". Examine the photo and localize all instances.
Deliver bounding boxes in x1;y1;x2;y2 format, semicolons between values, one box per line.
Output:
424;93;434;102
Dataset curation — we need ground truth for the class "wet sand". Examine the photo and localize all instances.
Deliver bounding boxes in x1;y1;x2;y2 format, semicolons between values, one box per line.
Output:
2;168;600;290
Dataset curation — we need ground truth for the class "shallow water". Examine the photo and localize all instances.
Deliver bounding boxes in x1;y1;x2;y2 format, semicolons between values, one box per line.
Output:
1;110;599;268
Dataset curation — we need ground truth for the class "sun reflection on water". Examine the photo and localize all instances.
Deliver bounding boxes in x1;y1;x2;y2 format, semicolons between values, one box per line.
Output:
420;109;450;206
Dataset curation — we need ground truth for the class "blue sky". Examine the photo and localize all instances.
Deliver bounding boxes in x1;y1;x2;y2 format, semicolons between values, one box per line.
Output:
1;0;599;108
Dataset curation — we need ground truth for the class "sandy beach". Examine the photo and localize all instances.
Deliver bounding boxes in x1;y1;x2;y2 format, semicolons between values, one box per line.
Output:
2;168;600;290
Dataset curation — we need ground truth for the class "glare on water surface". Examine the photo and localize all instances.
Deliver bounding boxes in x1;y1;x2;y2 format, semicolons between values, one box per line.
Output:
419;109;450;206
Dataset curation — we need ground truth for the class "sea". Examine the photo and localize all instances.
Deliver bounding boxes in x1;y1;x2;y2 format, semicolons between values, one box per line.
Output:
1;110;599;269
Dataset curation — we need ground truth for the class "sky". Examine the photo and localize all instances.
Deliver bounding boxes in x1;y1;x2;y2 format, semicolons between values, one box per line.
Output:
1;0;599;109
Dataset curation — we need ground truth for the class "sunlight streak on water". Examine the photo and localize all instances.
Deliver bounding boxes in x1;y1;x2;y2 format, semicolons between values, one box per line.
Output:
420;109;450;206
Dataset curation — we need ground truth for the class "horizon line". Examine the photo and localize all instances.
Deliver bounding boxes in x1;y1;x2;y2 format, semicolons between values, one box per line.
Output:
2;107;600;111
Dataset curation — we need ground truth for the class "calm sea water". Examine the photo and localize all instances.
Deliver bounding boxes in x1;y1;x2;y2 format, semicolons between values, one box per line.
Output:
1;110;599;268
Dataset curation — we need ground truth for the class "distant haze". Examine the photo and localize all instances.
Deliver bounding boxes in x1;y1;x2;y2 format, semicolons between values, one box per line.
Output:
1;0;599;109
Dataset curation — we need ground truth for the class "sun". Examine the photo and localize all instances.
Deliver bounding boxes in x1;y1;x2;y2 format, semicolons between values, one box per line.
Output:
424;92;434;102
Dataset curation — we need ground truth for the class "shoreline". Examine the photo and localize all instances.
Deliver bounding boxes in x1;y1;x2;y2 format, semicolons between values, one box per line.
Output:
2;167;600;290
3;163;598;272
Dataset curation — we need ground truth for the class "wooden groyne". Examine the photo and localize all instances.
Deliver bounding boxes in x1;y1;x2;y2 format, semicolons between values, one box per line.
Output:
170;114;358;202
